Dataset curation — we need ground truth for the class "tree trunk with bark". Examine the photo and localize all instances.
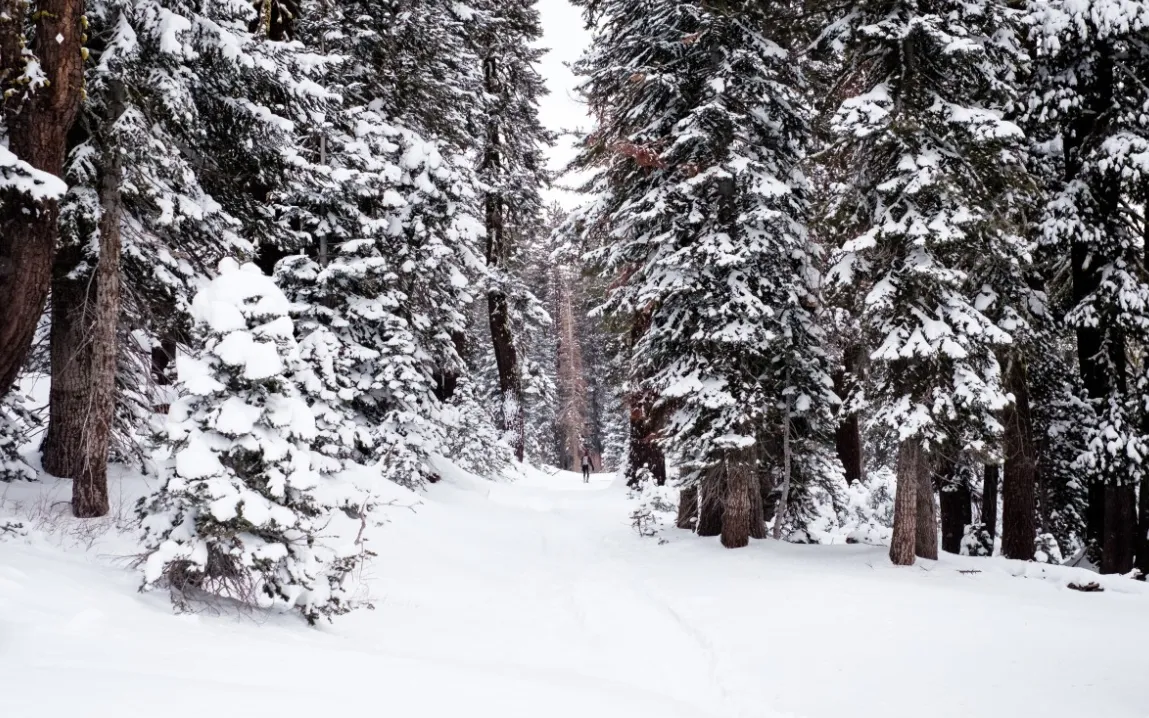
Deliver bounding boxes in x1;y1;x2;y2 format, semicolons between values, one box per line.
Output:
833;345;864;485
626;391;667;488
696;468;724;537
890;438;922;566
481;48;525;462
915;455;938;560
0;0;86;398
721;447;759;549
939;459;970;555
1103;484;1137;573
676;485;698;530
41;81;125;518
1001;356;1036;561
1136;477;1149;575
982;464;999;543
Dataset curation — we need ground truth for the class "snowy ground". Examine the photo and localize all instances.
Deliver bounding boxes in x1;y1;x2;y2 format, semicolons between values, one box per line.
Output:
3;461;1149;718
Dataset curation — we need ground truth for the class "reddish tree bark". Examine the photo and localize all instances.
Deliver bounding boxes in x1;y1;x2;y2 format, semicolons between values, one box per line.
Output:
890;438;922;566
0;0;87;398
1001;357;1036;561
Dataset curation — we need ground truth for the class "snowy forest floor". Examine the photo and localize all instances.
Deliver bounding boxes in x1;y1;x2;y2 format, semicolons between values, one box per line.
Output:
3;461;1149;717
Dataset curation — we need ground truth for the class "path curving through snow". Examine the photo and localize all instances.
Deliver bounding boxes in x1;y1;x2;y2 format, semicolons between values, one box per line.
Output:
2;462;1149;717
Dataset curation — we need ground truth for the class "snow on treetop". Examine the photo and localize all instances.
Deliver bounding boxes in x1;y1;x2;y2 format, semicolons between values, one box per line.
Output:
191;259;292;333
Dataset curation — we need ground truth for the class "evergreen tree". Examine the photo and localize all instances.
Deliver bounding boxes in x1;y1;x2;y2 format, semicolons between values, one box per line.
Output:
474;0;554;462
139;259;369;623
822;0;1032;564
273;0;486;488
571;0;836;547
1026;0;1149;573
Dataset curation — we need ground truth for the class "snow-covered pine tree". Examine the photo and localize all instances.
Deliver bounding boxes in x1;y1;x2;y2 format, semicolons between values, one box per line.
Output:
43;0;336;488
272;0;486;488
139;259;368;624
822;0;1032;564
473;0;554;462
1026;0;1149;574
571;0;835;548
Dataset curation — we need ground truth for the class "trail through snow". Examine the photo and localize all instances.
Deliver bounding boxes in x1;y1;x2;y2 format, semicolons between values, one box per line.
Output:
2;463;1148;717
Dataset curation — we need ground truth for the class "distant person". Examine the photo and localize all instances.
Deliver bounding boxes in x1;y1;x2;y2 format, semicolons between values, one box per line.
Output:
581;449;592;483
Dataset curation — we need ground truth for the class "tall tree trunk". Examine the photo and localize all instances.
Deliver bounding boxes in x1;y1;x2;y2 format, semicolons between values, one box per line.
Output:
748;450;767;540
0;0;86;398
1001;356;1036;561
42;80;125;518
938;458;970;555
833;345;864;484
481;49;525;462
554;269;588;468
915;454;938;560
1103;484;1137;574
697;468;724;537
982;464;999;544
772;402;792;540
721;446;758;549
1136;478;1149;575
626;391;666;487
890;438;922;566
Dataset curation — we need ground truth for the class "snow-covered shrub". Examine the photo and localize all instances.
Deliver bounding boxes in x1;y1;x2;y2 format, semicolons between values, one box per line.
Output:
806;467;895;545
1035;533;1063;565
138;260;370;624
962;523;994;557
629;468;676;542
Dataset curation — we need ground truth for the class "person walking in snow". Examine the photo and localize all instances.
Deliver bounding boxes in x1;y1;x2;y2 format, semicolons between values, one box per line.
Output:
581;448;592;483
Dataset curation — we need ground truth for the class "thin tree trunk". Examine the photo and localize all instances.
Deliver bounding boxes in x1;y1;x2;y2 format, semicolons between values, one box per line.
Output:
42;80;124;518
749;458;767;540
0;0;86;398
1136;478;1149;575
833;345;864;485
915;454;938;560
890;438;922;566
1001;356;1036;561
939;458;969;555
982;464;999;544
772;402;792;540
721;447;757;549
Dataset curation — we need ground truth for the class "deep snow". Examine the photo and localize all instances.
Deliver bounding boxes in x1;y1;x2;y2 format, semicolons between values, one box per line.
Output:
2;462;1149;718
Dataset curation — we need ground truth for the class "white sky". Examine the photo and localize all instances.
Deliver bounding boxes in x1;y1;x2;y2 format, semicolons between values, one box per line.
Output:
535;0;592;209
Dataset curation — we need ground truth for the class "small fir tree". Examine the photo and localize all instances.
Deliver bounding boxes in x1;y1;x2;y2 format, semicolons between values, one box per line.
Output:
139;260;369;624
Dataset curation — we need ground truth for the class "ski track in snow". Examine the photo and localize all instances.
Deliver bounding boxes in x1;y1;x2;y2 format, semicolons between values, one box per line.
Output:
3;463;1149;717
